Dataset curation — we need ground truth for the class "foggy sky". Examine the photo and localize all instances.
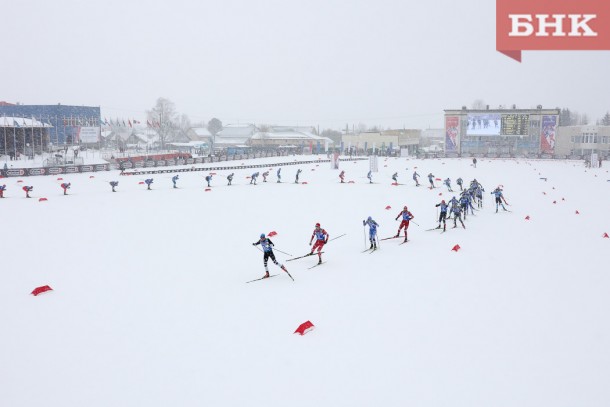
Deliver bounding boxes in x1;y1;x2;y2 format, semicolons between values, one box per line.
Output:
3;0;610;130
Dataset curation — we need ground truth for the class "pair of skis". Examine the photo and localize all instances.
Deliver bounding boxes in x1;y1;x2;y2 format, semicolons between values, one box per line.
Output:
246;266;294;283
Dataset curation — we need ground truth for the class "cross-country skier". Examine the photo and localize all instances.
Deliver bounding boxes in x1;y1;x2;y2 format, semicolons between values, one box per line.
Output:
367;170;373;183
60;183;71;195
394;205;414;242
339;170;345;183
456;177;463;191
295;169;302;184
145;179;153;190
252;233;288;279
473;157;477;168
491;187;508;212
277;167;282;183
23;186;33;198
0;184;6;198
309;222;329;264
435;199;448;231
250;172;259;185
262;171;269;182
392;172;398;183
474;184;484;207
413;171;420;186
459;193;472;219
428;173;435;188
448;196;459;212
109;181;118;192
227;173;234;186
451;203;466;229
172;175;179;188
205;175;212;187
444;178;453;192
363;216;379;249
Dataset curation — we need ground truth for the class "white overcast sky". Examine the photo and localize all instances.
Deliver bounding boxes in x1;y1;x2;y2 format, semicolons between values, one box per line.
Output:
2;0;609;129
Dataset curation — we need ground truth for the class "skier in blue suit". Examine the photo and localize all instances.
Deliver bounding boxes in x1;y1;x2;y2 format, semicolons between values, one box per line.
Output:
363;216;379;249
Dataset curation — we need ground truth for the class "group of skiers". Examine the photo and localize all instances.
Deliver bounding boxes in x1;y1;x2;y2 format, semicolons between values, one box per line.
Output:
432;178;507;231
253;222;329;279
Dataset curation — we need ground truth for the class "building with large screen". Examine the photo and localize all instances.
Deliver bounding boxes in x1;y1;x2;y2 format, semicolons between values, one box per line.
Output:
444;106;560;157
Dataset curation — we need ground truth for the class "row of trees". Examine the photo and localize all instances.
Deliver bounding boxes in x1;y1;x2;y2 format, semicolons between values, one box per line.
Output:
559;109;610;126
146;97;223;150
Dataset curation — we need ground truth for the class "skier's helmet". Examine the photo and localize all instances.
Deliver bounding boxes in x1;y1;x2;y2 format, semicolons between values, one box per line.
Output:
367;216;372;221
315;223;320;228
404;205;408;210
260;233;265;239
442;200;446;203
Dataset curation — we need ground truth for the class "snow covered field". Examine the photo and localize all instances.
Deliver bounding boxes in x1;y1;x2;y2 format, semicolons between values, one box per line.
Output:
1;156;609;407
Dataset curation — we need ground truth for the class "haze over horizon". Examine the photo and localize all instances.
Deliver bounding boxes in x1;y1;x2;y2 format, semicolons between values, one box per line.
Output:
3;0;609;130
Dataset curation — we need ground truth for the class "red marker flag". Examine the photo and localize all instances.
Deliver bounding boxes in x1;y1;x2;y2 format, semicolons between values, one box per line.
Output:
31;285;53;296
294;321;315;336
452;244;461;252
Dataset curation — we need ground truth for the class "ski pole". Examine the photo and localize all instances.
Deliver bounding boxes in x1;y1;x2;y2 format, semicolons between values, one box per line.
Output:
411;220;420;226
363;223;367;249
329;233;346;242
273;247;293;256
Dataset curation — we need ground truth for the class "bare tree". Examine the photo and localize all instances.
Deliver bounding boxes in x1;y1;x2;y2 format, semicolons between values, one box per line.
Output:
471;99;486;110
147;97;179;150
207;118;223;153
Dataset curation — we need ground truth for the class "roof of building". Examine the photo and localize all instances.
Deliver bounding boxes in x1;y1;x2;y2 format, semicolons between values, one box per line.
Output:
217;124;257;137
0;116;53;128
191;127;212;137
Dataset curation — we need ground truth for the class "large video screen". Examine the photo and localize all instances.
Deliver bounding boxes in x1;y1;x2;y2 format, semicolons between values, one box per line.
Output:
501;114;530;136
467;113;530;136
467;114;501;136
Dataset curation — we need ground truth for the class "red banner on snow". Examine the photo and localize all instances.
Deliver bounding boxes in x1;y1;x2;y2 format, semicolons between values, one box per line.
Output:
294;321;315;336
31;285;53;296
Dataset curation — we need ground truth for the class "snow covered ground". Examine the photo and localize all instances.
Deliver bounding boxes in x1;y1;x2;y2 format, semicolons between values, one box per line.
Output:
1;156;609;407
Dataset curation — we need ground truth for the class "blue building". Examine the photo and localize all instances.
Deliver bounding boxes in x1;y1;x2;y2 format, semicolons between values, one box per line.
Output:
0;103;101;146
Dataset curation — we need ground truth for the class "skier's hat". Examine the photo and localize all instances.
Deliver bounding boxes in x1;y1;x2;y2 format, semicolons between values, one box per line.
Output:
315;223;320;227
